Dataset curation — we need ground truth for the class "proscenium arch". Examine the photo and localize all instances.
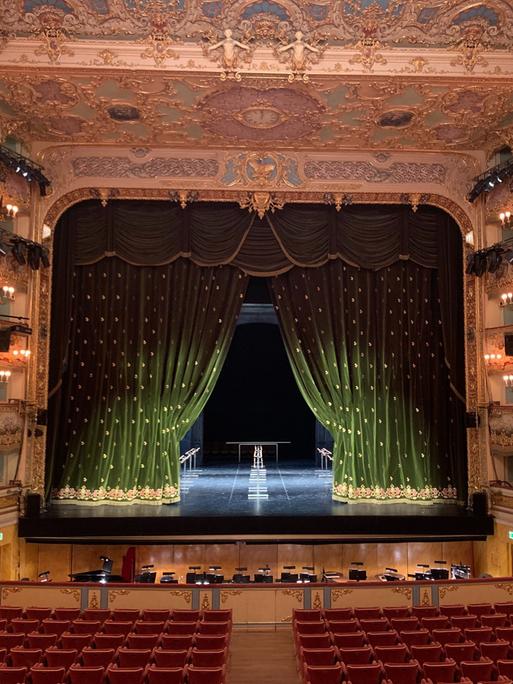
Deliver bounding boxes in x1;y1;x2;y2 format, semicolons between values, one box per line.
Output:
32;189;481;498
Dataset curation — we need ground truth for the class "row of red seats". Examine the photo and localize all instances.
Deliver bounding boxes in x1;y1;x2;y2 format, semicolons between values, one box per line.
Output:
301;658;513;684
0;661;225;684
298;616;513;633
0;610;229;624
0;620;230;637
0;632;230;653
0;645;228;669
297;642;513;668
294;605;513;622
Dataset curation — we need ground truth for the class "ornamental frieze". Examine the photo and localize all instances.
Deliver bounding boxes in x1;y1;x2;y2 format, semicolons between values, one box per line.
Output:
72;157;219;178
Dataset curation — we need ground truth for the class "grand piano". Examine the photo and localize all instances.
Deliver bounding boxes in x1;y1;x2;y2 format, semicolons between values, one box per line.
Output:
70;556;123;583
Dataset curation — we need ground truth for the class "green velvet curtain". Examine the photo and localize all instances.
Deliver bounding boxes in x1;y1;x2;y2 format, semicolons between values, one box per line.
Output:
271;261;465;503
52;257;246;504
48;200;465;504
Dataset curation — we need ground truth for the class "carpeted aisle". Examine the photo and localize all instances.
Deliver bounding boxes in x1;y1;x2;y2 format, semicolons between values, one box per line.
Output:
228;630;300;684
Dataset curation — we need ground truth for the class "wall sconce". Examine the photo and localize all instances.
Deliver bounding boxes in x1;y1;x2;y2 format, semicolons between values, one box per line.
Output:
485;353;502;363
500;293;513;306
0;286;15;303
12;348;30;360
500;210;512;227
0;370;11;383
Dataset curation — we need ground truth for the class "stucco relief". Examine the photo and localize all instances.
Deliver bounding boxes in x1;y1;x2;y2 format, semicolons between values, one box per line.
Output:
71;156;219;178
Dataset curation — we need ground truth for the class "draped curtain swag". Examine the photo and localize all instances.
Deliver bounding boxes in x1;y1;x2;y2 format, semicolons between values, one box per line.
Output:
48;200;466;504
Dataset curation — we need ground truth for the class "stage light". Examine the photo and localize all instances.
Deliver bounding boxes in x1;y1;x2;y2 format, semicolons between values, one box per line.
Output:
489;180;495;188
40;248;50;268
10;240;26;265
27;244;41;270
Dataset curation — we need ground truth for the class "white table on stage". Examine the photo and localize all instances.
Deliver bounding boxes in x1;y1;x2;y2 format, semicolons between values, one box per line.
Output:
226;441;291;464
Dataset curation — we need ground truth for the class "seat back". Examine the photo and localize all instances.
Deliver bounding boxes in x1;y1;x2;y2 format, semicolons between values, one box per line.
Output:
450;615;477;630
422;659;457;684
459;658;494;683
160;635;195;650
304;663;343;684
382;608;410;619
354;609;382;620
151;649;190;668
72;621;101;635
134;622;165;635
41;621;69;637
338;647;374;665
30;665;67;684
146;666;185;684
411;607;438;619
117;648;152;667
81;648;115;667
106;665;145;684
26;609;53;621
420;617;449;631
480;640;510;662
409;643;443;665
345;662;384;684
373;645;408;663
323;610;354;621
482;613;507;628
464;627;494;645
398;631;429;647
92;634;125;650
11;619;40;635
0;666;28;684
390;619;418;632
126;634;160;650
82;610;111;623
59;634;93;650
166;623;197;636
171;611;201;622
45;648;78;669
103;621;134;636
330;633;366;648
496;628;513;644
431;628;462;646
68;665;106;684
495;604;513;617
498;660;513;679
300;648;338;666
0;633;25;651
359;619;390;633
444;641;477;664
111;610;140;622
366;632;398;647
382;661;420;684
294;610;323;622
197;622;231;636
27;634;58;650
53;610;80;621
467;604;493;617
193;636;228;652
190;649;226;668
10;647;43;669
439;605;466;617
141;611;170;623
326;620;359;633
187;665;225;684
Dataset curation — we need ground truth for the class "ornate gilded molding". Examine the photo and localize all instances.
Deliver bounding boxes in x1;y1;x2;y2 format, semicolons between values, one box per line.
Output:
439;585;459;599
220;590;243;604
494;583;513;596
1;586;21;601
60;587;81;602
169;590;192;603
281;589;303;603
108;589;130;603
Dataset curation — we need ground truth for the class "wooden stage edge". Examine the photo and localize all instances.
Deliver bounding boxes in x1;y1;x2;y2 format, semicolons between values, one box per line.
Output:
1;578;513;627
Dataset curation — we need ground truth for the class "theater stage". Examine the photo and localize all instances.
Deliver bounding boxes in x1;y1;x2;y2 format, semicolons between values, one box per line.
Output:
19;461;493;543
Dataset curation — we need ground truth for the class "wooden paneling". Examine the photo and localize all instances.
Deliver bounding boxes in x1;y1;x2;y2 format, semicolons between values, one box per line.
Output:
239;544;278;580
39;544;72;583
277;545;314;577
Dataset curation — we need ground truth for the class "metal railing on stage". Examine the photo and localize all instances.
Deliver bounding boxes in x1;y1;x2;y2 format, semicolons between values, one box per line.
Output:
317;447;333;470
180;447;200;471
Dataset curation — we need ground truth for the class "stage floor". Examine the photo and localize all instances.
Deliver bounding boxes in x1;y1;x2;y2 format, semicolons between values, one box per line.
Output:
20;462;493;542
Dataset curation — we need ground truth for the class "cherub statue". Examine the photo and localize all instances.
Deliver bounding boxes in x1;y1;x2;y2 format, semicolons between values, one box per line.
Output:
278;30;319;73
208;28;250;73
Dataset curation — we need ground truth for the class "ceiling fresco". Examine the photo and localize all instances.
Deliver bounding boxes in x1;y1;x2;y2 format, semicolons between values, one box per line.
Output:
1;72;513;152
2;0;513;49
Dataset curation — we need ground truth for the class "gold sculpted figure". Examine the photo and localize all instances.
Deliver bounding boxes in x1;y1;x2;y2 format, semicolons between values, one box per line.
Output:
208;28;250;71
278;30;319;72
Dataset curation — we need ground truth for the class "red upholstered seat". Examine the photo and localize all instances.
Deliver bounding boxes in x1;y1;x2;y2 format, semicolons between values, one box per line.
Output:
496;628;513;644
151;649;190;668
421;617;450;632
117;648;152;668
196;622;231;636
80;648;115;668
327;621;360;634
190;649;226;668
27;633;58;650
110;610;140;622
410;643;444;665
30;665;67;684
383;608;410;620
146;665;185;684
480;640;511;662
165;623;198;636
431;629;463;646
399;632;430;647
10;620;40;635
184;667;226;684
106;665;145;684
300;648;339;666
41;621;69;637
466;604;493;618
103;621;133;636
411;607;438;619
45;648;78;669
125;634;160;650
133;622;165;635
373;644;409;663
439;606;467;618
366;632;398;647
391;619;419;632
450;616;478;630
459;658;495;683
382;661;421;684
26;609;53;621
359;620;390;633
171;611;201;623
0;609;23;622
482;614;507;628
331;633;367;649
295;610;324;622
68;665;105;684
498;659;513;679
141;611;170;623
193;636;228;652
81;610;111;624
0;650;6;664
10;648;43;669
354;610;382;621
463;628;494;645
324;610;354;622
0;666;26;684
304;663;343;684
338;647;374;665
444;641;478;665
0;634;25;652
159;635;195;651
72;621;101;635
495;604;513;618
53;610;80;622
92;634;125;650
422;659;458;684
59;633;93;650
344;662;385;684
